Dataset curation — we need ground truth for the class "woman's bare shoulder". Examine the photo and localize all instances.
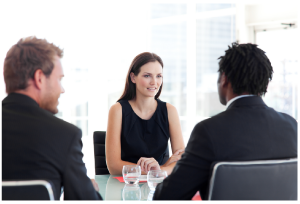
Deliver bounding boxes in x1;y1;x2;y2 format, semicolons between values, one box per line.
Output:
166;102;178;113
109;102;122;113
110;102;122;111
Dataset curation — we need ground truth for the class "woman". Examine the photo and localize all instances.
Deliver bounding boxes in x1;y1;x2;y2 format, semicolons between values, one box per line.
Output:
106;52;185;175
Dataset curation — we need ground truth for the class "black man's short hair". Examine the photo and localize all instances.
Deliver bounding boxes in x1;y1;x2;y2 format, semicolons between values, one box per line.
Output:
218;42;273;96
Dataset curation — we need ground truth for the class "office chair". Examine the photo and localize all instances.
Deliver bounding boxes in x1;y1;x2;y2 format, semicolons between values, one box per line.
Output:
2;180;55;200
208;158;297;200
93;131;109;175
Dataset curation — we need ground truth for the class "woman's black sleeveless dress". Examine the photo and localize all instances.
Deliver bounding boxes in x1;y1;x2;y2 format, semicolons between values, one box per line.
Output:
118;99;170;165
119;99;170;204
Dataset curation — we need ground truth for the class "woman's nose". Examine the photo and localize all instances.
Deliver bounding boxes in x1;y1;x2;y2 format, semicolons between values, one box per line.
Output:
150;77;156;85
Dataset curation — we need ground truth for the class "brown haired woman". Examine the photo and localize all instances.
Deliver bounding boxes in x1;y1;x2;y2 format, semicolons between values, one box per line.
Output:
106;52;185;175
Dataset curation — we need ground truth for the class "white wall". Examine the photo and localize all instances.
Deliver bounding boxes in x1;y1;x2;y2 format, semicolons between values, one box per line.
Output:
236;2;298;43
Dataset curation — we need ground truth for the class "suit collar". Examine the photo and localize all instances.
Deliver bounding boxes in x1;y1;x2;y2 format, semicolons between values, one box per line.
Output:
226;95;254;108
2;93;39;107
226;95;267;110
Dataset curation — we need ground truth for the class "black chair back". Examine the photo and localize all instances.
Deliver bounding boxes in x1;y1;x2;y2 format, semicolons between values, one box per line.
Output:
2;180;55;200
208;158;297;200
93;131;109;175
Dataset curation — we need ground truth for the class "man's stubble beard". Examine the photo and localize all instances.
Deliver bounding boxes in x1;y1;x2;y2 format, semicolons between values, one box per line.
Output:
40;86;60;114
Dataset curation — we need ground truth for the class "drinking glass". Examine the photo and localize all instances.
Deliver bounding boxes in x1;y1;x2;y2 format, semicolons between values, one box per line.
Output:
122;184;141;201
147;170;167;192
122;165;141;184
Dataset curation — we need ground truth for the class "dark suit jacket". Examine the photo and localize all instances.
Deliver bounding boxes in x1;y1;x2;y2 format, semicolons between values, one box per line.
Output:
153;96;297;200
2;93;102;200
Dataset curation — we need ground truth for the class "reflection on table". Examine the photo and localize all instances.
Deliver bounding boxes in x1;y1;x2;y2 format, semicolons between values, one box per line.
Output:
94;175;153;201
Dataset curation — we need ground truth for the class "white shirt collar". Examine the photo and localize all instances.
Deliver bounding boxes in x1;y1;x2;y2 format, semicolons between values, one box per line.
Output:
226;95;254;109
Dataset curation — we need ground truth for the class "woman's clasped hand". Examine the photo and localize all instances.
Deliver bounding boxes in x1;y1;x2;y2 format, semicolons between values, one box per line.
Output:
137;157;160;173
137;149;185;173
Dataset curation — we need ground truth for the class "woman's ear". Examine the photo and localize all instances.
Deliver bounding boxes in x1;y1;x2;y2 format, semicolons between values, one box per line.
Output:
130;72;136;84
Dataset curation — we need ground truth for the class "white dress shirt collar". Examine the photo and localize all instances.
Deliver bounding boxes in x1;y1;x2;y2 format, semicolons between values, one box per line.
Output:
226;95;254;109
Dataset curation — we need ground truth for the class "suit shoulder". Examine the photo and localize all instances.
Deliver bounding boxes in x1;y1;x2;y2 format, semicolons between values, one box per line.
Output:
53;116;80;131
192;117;212;133
191;111;230;135
276;111;297;126
38;109;81;134
198;110;227;124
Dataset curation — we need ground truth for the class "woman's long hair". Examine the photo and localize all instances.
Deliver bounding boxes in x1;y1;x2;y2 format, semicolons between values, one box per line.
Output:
118;52;163;102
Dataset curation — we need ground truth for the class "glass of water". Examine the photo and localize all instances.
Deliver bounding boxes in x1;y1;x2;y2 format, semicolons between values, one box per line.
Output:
122;165;141;184
147;170;167;192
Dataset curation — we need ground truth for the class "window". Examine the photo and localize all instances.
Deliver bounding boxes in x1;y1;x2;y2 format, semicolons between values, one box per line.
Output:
196;15;236;118
148;3;236;144
256;29;298;119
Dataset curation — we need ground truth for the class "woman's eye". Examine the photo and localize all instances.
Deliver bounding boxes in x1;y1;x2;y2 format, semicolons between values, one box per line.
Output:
157;75;162;78
144;75;150;78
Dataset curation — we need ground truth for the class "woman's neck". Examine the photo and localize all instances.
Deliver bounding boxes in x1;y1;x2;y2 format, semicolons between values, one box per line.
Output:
131;94;157;114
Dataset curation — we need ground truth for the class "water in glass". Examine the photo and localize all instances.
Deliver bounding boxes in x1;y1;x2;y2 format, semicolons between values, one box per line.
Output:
147;170;167;192
122;165;141;184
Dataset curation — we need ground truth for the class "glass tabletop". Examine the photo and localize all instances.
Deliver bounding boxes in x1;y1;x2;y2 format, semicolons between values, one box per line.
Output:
94;175;154;201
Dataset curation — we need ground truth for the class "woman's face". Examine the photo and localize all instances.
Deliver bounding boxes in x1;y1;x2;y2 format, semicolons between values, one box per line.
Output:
130;61;163;98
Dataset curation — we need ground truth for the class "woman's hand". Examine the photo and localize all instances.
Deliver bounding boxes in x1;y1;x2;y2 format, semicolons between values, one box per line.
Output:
162;149;185;167
137;157;161;173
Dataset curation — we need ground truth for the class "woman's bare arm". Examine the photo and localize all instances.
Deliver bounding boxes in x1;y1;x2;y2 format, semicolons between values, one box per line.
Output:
166;103;185;153
106;103;137;175
160;103;185;174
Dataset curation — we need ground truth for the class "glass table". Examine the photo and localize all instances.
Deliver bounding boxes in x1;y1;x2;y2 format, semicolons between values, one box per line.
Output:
94;175;154;201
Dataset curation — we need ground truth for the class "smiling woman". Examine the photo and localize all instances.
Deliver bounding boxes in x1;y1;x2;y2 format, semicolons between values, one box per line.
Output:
118;53;164;101
130;61;163;100
105;52;185;175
